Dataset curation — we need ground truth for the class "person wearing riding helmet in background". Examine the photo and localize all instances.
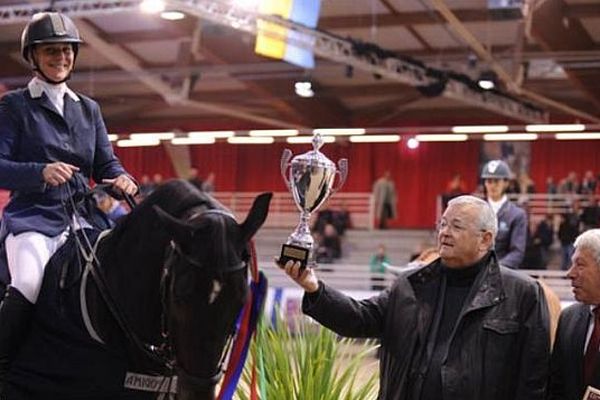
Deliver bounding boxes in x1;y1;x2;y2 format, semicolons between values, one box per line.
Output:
481;159;527;269
0;12;137;394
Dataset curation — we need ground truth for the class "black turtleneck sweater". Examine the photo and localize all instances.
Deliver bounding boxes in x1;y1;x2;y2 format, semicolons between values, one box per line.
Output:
417;253;489;400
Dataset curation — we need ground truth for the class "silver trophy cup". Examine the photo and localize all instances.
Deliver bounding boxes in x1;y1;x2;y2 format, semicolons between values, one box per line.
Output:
280;134;348;267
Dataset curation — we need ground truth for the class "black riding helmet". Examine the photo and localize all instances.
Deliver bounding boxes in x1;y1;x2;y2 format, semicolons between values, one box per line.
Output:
20;12;83;84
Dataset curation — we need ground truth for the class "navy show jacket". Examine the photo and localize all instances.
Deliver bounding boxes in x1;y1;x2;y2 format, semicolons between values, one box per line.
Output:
0;87;128;236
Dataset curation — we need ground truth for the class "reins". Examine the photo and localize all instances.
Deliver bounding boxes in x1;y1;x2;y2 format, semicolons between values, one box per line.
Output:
60;181;267;398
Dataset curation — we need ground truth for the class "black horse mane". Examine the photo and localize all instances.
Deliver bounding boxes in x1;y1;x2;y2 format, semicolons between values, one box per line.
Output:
111;179;219;241
91;179;229;347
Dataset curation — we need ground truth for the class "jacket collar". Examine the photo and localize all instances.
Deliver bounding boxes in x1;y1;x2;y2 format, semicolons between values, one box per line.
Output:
407;251;505;313
27;77;79;102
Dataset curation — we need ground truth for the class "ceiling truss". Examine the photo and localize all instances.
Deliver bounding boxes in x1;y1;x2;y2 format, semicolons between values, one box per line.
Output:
0;0;548;123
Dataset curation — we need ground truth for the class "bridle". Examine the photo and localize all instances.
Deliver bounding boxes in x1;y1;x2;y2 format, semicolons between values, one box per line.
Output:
160;208;250;394
66;185;252;397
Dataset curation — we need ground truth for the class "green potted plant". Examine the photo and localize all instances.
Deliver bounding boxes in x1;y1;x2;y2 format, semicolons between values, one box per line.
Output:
235;314;379;400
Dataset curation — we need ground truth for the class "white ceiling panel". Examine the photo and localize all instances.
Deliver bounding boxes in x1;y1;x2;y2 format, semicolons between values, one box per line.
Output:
320;0;388;17
331;26;424;50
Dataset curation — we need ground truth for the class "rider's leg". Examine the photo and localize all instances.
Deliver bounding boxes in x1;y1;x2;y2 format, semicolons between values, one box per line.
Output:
0;231;69;394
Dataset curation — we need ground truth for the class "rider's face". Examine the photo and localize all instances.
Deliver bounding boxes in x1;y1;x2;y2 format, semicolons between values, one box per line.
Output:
33;43;74;82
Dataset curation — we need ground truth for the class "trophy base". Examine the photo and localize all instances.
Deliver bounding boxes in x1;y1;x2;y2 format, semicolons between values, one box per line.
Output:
279;244;310;269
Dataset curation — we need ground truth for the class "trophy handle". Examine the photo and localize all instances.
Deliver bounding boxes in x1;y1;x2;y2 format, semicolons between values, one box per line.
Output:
331;158;348;195
280;149;293;189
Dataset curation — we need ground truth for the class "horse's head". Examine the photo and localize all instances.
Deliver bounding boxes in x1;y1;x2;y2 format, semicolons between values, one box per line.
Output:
154;192;271;399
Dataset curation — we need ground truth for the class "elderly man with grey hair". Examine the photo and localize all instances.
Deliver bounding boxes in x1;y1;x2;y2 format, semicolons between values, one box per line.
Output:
549;229;600;400
278;195;550;400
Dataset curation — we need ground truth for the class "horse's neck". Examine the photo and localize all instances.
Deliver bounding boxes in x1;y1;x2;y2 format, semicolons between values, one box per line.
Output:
178;387;215;400
96;230;170;343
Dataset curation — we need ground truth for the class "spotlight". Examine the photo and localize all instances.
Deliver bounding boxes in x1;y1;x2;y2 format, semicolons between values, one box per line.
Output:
294;81;314;98
477;70;498;90
407;137;419;149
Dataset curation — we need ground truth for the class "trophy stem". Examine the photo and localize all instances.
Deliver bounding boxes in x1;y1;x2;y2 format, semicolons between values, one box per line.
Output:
288;211;315;249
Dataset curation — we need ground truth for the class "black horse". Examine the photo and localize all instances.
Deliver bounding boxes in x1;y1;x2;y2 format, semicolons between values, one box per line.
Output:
7;180;272;400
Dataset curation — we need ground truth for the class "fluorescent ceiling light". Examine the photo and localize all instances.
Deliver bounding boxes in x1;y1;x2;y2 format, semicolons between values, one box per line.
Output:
526;124;585;132
555;132;600;140
160;11;185;20
116;139;160;147
415;134;468;142
249;129;298;137
227;137;274;144
130;132;174;141
313;128;366;136
286;136;335;144
140;0;165;13
171;137;216;145
107;134;119;142
188;131;235;138
483;133;538;141
452;125;509;133
349;135;400;143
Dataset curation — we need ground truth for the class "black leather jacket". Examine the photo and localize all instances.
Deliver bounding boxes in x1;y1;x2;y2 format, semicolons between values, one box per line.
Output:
303;253;550;400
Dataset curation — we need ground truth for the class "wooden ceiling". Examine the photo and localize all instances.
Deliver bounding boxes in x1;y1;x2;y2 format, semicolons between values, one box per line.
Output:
1;0;599;133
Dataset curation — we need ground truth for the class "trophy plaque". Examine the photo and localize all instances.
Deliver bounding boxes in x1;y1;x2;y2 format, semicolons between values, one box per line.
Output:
279;134;348;268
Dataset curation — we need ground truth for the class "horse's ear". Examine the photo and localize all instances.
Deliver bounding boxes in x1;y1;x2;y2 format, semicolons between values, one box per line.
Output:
240;192;272;241
153;205;193;243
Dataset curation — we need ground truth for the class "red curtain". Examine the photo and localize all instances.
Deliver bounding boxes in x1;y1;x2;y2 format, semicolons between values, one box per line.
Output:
185;140;480;228
113;139;599;228
114;145;175;181
530;140;600;191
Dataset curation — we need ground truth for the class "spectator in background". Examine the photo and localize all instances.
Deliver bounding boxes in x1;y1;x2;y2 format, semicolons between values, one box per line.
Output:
580;170;597;195
372;170;397;230
581;195;600;231
315;223;341;264
517;172;536;195
94;190;128;225
523;215;554;269
138;174;154;198
369;244;389;290
201;171;215;193
546;176;557;195
481;160;528;269
558;201;582;270
187;167;203;191
151;173;163;188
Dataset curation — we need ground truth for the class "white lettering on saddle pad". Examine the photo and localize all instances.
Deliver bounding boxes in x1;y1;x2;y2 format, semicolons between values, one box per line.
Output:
123;372;177;394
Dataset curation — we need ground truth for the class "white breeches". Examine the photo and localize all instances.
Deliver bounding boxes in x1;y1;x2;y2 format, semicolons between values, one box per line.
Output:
5;230;70;303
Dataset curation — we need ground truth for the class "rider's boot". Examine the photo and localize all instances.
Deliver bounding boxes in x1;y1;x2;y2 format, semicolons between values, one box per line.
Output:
0;286;33;396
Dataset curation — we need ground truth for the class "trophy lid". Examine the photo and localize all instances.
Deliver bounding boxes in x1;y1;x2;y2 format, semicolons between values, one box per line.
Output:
290;133;335;169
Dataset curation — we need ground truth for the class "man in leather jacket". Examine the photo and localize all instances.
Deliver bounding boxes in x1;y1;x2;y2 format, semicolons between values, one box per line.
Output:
279;195;550;400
